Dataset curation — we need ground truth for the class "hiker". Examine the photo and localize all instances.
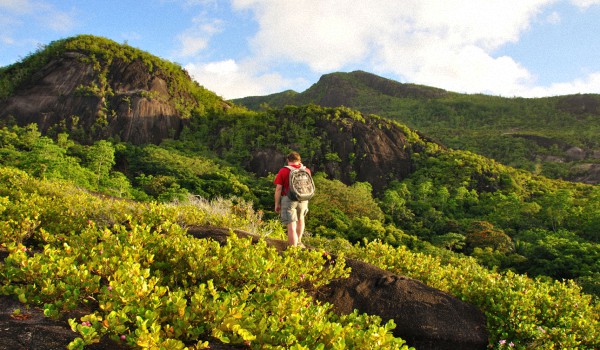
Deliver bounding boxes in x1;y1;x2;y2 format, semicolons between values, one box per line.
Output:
274;151;314;247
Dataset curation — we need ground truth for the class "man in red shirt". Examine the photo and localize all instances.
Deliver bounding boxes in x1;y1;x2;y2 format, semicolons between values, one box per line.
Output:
274;151;311;247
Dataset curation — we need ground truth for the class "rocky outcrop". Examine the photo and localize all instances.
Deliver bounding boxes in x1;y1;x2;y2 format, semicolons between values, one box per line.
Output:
565;147;585;161
317;117;414;192
318;258;488;350
245;115;417;193
248;148;287;177
0;52;185;145
189;226;489;350
0;293;240;350
0;295;129;350
570;163;600;184
556;94;600;115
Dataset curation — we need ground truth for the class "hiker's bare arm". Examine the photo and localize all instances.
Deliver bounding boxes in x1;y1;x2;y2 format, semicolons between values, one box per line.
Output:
274;184;282;212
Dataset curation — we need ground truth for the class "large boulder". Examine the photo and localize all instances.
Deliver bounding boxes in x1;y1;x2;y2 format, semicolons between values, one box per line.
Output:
316;258;488;350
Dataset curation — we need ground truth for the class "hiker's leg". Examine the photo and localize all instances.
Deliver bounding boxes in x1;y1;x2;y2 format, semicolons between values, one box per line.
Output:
283;198;300;246
296;219;304;243
296;201;308;245
287;221;299;246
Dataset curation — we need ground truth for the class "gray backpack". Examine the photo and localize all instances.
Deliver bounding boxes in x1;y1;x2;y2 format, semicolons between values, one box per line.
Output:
285;165;315;201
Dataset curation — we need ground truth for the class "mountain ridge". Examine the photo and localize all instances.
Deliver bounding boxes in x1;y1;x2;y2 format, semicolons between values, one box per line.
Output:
233;71;600;184
0;35;433;192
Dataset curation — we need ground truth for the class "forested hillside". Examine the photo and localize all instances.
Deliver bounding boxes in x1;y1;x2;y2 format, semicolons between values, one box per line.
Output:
1;35;599;349
233;71;600;185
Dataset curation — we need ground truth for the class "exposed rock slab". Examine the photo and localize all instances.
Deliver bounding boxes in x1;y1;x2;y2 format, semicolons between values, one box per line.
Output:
317;258;488;350
0;295;128;350
0;52;184;145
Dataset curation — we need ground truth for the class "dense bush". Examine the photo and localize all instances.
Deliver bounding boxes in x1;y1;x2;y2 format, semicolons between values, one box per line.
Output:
307;237;600;349
2;166;599;348
0;166;410;349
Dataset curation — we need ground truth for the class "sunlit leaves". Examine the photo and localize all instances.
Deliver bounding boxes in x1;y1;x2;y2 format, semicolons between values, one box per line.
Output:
0;168;409;348
309;238;600;349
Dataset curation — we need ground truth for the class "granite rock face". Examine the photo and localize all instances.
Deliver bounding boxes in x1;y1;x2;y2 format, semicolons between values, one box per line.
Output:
0;52;185;145
245;115;417;193
317;258;488;350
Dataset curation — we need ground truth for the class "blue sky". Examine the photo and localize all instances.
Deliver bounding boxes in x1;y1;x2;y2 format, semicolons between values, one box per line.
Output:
2;0;600;100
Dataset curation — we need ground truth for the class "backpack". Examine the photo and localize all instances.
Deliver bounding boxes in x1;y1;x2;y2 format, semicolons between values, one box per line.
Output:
285;165;315;201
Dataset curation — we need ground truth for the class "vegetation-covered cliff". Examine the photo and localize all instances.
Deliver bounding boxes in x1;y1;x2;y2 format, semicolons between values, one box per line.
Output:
234;71;600;185
0;35;227;144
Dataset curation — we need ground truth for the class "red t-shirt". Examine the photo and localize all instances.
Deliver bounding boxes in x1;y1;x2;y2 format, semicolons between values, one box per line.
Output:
274;164;311;196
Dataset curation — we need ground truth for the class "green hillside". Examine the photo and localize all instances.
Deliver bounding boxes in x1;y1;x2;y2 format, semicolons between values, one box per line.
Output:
233;71;600;183
1;36;600;349
1;152;599;349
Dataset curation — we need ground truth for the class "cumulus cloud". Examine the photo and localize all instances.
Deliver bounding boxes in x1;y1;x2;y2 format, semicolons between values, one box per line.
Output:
185;59;300;99
183;0;600;98
228;0;560;96
175;15;223;57
516;72;600;97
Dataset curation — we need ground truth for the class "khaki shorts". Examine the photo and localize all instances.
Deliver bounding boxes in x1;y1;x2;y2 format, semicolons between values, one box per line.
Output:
280;196;309;225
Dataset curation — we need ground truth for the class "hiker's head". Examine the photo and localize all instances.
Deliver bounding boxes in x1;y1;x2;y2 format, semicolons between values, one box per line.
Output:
287;151;301;163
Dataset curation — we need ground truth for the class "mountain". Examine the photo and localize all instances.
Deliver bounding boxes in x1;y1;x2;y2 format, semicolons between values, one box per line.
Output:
0;36;433;193
1;35;600;349
233;71;600;184
236;70;447;111
0;35;228;145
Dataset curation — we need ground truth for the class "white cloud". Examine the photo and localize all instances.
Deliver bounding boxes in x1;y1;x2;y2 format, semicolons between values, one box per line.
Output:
185;59;299;99
516;72;600;97
570;0;600;8
403;45;534;96
175;0;600;99
175;15;223;58
230;0;559;97
233;0;383;72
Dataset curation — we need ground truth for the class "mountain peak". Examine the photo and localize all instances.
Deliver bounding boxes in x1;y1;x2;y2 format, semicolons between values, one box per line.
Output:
232;70;448;111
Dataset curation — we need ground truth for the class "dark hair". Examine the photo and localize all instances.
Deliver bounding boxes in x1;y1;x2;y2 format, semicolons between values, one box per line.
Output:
287;151;301;162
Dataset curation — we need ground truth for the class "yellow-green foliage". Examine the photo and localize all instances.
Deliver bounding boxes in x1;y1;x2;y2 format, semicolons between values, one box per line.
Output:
2;160;600;349
308;237;600;350
0;166;410;349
